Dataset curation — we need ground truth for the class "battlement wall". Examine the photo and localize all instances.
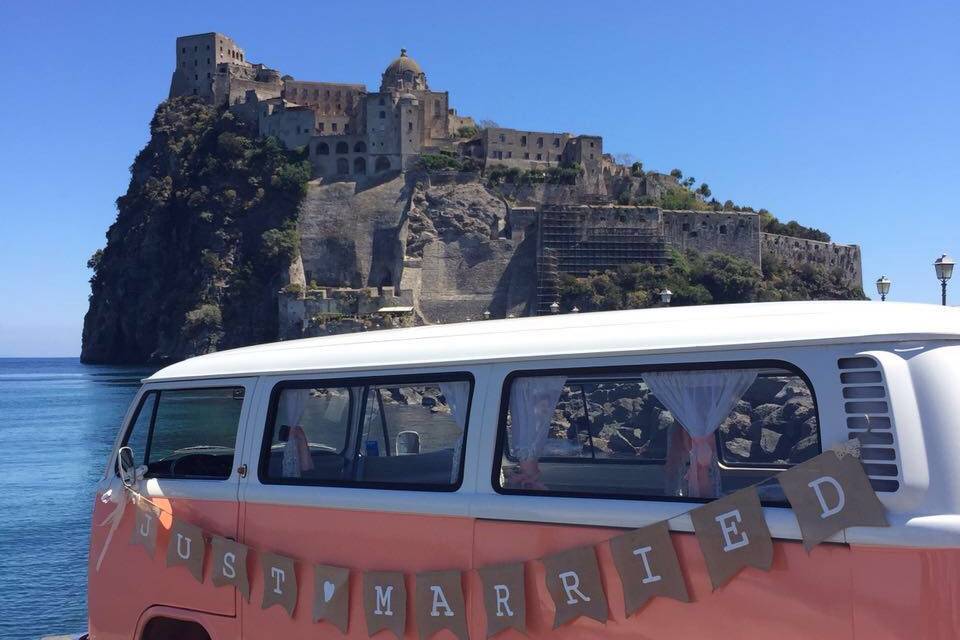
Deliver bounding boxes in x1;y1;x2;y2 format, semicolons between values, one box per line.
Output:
762;233;863;288
662;210;762;265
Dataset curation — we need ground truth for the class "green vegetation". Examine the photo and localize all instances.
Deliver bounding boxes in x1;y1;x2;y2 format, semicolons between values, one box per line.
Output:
82;97;312;363
618;163;829;241
559;249;865;312
455;125;479;139
418;151;480;172
486;162;582;186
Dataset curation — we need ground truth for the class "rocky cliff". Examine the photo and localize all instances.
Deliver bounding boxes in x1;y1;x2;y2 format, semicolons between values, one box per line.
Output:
81;98;311;363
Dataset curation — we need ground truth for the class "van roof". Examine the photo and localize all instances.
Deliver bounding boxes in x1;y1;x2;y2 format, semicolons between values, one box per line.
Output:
147;301;960;382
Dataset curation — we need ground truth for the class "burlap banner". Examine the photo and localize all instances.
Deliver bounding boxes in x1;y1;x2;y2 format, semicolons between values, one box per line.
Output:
210;536;251;602
313;563;350;633
609;520;689;616
690;487;774;590
363;570;407;639
477;562;526;638
120;439;889;636
261;552;298;617
165;519;205;583
778;448;889;550
542;545;608;628
130;500;158;557
414;570;468;640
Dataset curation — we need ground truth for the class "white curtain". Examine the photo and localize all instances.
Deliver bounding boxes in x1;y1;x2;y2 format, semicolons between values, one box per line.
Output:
279;388;313;478
440;381;471;483
509;376;567;461
643;369;758;497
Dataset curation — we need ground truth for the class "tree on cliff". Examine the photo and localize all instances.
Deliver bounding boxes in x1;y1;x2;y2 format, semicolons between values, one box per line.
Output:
81;97;311;363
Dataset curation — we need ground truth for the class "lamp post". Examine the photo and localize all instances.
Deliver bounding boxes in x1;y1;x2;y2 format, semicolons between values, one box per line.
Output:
875;276;891;302
571;306;580;314
934;254;955;306
660;288;673;306
549;301;560;314
483;310;491;320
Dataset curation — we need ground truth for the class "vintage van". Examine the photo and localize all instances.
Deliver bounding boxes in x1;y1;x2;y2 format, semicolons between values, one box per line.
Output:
88;301;960;639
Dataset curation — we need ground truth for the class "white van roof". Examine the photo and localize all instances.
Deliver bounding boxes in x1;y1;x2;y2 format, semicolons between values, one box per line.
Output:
148;301;960;382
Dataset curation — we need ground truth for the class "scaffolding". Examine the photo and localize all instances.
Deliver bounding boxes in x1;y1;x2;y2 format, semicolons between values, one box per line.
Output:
535;206;671;314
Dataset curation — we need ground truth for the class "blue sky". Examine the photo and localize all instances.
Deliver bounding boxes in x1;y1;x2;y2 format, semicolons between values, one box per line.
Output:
0;0;957;357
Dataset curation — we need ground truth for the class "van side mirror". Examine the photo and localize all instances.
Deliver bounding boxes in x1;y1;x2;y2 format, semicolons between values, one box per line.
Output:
117;446;137;488
395;430;421;455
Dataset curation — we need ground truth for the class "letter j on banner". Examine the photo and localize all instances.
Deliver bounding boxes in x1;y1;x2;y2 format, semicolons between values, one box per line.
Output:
777;448;889;551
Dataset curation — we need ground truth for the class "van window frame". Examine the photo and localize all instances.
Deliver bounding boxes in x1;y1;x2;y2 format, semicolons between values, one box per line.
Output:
491;358;821;506
257;371;475;492
120;385;247;481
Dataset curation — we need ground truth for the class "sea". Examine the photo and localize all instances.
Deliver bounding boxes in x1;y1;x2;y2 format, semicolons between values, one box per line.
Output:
0;358;156;640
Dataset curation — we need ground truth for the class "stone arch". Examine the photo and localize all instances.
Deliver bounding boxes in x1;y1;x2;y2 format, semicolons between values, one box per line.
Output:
353;157;367;175
336;158;349;175
316;142;329;155
335;141;349;154
354;140;367;153
375;156;391;173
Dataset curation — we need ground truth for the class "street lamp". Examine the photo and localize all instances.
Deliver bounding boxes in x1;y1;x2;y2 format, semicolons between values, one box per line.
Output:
571;306;580;314
483;310;491;320
875;276;891;302
660;288;673;305
550;301;560;314
934;254;955;306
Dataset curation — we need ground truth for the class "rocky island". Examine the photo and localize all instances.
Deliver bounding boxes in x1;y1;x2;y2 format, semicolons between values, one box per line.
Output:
82;33;865;364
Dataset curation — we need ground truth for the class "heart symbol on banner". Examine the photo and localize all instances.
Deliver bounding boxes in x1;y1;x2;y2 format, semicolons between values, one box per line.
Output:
323;580;335;602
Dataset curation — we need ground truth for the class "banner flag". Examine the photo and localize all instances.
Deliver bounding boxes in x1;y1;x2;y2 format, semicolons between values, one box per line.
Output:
313;563;350;633
363;570;407;639
477;562;526;638
691;487;773;590
210;536;251;602
261;552;298;617
165;519;205;583
414;570;468;640
609;520;689;616
130;500;158;557
541;545;608;628
778;449;889;551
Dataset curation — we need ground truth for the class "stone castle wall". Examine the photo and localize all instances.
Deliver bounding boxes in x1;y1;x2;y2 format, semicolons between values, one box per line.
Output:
662;210;762;266
762;233;863;288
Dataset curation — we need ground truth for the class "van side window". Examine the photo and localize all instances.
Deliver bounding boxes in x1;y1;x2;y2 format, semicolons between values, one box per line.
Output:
122;387;244;480
495;364;819;504
260;376;472;490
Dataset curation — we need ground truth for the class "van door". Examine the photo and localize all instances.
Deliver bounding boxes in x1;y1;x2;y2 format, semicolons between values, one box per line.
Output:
237;371;482;639
88;378;257;636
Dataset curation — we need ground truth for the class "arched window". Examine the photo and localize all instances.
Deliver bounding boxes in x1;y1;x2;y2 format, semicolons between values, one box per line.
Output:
316;142;329;156
354;141;367;153
335;141;349;154
336;158;349;175
375;156;391;173
353;157;367;175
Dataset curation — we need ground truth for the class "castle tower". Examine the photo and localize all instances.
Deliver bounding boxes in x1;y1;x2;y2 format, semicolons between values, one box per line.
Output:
169;32;249;102
380;49;428;93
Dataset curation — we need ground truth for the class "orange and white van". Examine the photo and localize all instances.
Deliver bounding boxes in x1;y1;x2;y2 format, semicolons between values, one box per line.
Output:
88;301;960;639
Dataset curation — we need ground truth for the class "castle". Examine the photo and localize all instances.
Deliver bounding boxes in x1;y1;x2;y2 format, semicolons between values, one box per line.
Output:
170;33;603;184
169;33;863;332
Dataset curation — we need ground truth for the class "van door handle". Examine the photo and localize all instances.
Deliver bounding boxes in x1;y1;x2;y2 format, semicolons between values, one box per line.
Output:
237;464;248;478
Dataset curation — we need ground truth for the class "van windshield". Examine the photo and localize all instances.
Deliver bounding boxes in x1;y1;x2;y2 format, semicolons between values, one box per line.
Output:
124;387;245;480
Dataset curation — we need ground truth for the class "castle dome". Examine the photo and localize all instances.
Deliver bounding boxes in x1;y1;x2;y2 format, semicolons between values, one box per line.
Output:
380;48;428;92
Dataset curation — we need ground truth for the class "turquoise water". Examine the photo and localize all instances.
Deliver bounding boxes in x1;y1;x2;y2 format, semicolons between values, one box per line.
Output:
0;358;155;640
